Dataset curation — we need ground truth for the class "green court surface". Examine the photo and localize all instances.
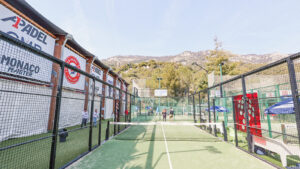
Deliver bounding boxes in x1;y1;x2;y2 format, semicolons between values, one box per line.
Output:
68;120;275;169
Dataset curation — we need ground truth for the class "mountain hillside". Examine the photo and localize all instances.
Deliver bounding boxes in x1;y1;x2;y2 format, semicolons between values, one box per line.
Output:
101;51;289;67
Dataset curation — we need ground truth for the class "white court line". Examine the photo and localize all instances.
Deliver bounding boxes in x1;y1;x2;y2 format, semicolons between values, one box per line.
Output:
111;121;221;126
161;124;173;169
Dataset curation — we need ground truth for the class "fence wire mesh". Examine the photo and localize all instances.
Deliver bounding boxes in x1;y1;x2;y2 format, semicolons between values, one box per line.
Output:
0;32;131;169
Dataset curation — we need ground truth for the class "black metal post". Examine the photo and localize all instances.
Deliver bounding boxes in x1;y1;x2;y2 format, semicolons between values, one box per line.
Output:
98;99;103;146
129;95;132;122
113;88;117;135
139;99;141;115
207;90;212;133
222;121;228;141
193;94;196;123
105;120;110;140
242;76;252;153
49;64;65;169
232;96;238;147
198;93;201;123
89;78;95;151
125;92;128;123
118;89;122;133
213;99;217;136
287;57;300;145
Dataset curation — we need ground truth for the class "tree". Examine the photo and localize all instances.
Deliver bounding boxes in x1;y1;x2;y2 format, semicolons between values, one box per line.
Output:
205;37;238;75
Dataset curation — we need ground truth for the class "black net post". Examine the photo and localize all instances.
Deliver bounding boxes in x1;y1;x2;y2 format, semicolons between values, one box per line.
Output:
88;78;96;151
118;89;122;133
139;99;141;115
242;76;252;153
192;94;196;123
198;93;201;122
287;57;300;144
98;98;103;146
113;87;117;135
125;92;128;123
232;96;238;147
105;121;110;140
222;121;228;141
129;95;132;122
49;63;65;169
213;98;217;137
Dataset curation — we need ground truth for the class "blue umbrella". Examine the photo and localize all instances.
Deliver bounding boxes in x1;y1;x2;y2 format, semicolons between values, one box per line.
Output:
205;106;229;113
264;98;296;114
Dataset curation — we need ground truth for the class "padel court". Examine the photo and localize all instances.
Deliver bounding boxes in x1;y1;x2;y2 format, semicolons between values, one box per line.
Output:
69;118;275;169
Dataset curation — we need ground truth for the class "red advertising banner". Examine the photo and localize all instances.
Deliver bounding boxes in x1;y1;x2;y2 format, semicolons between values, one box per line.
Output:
234;93;262;137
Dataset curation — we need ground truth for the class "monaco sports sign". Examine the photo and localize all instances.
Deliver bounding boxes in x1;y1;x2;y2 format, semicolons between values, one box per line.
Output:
62;47;86;90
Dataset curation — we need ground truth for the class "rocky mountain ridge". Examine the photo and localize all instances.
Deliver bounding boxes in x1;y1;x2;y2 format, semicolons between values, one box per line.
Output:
101;51;290;67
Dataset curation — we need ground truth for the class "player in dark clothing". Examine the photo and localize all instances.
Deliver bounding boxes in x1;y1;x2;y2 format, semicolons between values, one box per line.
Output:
169;107;174;119
162;109;167;121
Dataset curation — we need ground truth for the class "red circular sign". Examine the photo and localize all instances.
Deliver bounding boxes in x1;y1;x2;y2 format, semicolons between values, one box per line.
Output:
64;56;81;84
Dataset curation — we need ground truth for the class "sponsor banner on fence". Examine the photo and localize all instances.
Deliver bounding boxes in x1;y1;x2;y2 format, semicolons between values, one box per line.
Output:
116;79;121;98
122;83;126;100
62;47;86;90
234;93;262;137
106;74;114;97
0;4;55;82
0;4;55;55
90;64;103;95
154;89;168;97
280;90;291;96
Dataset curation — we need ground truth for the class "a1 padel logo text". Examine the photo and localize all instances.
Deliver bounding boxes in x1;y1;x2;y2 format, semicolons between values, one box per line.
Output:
64;56;81;84
1;16;49;51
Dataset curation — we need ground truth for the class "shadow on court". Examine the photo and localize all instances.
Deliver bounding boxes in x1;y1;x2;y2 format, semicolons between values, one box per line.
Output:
69;125;149;169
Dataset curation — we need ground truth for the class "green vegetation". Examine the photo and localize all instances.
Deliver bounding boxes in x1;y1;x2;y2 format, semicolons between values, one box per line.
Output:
116;38;264;96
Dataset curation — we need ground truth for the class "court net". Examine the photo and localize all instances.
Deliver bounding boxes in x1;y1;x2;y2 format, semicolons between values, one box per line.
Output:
107;121;225;142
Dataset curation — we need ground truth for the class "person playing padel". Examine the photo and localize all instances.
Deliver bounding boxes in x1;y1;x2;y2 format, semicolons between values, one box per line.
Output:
162;109;167;122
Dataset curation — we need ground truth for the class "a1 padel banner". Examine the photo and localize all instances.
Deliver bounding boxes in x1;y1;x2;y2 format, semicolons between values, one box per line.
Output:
62;47;86;90
0;4;55;55
0;4;55;82
234;93;262;137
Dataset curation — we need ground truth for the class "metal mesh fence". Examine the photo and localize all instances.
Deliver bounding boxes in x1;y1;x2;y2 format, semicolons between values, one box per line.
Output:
191;53;300;168
0;32;132;169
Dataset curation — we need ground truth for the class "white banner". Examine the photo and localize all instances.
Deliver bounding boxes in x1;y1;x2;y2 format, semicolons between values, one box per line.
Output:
0;4;55;55
154;89;168;97
106;74;114;97
116;79;121;98
122;83;126;101
62;47;86;90
90;64;103;95
0;4;55;82
280;90;291;96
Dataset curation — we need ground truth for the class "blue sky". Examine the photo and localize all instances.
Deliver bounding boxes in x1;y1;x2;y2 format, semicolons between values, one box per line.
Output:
27;0;300;59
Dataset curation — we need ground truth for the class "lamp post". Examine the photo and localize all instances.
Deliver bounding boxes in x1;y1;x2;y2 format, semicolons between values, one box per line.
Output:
192;62;208;74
